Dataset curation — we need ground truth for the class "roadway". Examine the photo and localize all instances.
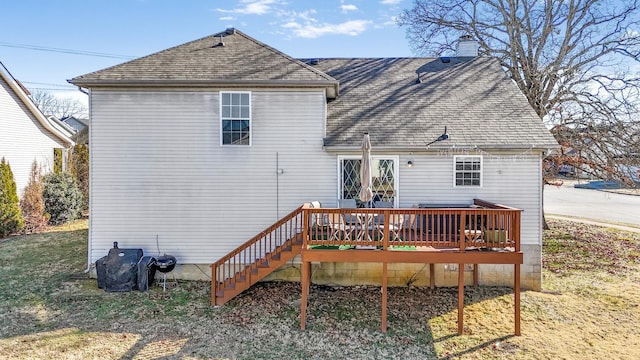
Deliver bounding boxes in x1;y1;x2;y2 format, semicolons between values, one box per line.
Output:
544;181;640;230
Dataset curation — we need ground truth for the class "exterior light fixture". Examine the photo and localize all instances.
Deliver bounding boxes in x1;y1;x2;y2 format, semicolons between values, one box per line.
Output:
426;126;450;147
407;160;414;168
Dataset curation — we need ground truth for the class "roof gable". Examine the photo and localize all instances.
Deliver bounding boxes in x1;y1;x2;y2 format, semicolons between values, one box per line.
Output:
70;29;339;96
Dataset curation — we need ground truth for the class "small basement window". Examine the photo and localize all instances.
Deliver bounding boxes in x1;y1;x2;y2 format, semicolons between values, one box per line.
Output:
454;155;482;187
220;91;251;145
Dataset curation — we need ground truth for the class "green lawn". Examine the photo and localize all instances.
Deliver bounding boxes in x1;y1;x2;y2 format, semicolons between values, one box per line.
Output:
0;219;639;359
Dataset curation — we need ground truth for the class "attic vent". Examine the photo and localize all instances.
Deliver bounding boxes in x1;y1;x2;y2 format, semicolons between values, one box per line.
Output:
225;28;236;35
309;58;319;65
440;57;451;63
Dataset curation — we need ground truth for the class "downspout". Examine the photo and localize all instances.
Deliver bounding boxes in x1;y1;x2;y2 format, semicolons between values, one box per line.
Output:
276;152;279;219
84;87;92;274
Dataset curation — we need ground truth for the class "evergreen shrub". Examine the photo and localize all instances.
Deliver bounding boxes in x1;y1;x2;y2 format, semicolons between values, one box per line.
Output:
43;172;83;225
0;157;24;237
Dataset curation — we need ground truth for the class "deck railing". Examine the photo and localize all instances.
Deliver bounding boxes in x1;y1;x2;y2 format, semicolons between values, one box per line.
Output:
211;205;305;298
304;199;521;251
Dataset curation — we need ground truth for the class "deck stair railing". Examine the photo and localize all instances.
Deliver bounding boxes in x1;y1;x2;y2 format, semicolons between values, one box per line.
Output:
211;205;305;305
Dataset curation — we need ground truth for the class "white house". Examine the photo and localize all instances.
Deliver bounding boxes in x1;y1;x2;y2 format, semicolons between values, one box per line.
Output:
0;61;74;195
70;29;558;291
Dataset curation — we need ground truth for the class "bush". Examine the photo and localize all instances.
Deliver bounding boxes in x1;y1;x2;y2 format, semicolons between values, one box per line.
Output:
43;172;83;225
0;157;24;237
69;144;89;211
20;160;48;233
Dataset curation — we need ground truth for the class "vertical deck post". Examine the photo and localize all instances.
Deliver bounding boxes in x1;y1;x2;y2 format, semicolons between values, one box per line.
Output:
301;261;311;330
429;263;435;289
382;262;388;332
211;264;217;305
457;263;465;335
473;264;479;286
515;263;521;335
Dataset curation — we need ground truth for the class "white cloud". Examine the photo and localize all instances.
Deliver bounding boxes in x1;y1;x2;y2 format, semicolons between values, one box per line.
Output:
219;16;235;21
283;19;372;38
341;4;358;12
380;0;402;4
216;0;279;15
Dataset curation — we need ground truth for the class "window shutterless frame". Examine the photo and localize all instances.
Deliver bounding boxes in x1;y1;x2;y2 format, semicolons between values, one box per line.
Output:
453;155;482;187
220;91;251;146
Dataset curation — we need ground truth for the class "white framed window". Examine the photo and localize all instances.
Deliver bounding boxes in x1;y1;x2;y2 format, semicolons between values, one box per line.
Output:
454;155;482;187
220;91;251;145
338;156;398;206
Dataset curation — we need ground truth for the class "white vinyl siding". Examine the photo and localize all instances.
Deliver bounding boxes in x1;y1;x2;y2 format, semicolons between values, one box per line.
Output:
0;77;67;195
397;152;543;246
89;89;335;264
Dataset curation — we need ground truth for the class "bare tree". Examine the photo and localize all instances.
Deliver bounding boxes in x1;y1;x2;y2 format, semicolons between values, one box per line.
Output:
29;89;88;119
398;0;640;187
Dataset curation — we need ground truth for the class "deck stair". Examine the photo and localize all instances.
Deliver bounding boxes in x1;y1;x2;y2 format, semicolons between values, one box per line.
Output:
211;206;305;305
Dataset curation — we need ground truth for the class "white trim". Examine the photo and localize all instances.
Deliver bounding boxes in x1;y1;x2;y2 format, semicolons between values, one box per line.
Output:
337;155;400;207
219;90;252;146
453;155;483;187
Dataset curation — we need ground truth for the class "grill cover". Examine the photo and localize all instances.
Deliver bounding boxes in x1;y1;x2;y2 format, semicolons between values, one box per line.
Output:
96;242;144;292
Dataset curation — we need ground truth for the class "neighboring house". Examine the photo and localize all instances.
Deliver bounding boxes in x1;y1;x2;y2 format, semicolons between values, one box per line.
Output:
1;61;74;195
60;116;88;133
70;29;558;290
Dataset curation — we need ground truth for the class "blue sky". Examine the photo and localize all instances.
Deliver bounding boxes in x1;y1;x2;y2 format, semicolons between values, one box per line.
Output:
1;0;412;102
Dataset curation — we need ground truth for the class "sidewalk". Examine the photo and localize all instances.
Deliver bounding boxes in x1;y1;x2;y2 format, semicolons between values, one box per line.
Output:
546;214;640;233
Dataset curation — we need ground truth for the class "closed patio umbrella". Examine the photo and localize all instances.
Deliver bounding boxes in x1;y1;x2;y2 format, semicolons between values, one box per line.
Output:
359;132;373;207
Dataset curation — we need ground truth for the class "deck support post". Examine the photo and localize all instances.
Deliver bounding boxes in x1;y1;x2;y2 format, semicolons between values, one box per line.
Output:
429;263;435;289
515;263;521;336
473;264;479;286
300;261;311;330
457;262;464;335
382;262;388;332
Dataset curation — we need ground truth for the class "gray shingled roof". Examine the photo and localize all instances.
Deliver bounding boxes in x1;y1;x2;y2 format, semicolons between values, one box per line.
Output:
69;29;338;96
309;57;559;150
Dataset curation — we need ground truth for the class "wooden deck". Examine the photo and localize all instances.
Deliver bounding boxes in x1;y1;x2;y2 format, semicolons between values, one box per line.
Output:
300;199;522;335
211;199;523;336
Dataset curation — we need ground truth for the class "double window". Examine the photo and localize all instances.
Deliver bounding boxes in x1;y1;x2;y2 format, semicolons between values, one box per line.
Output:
454;155;482;186
220;91;251;145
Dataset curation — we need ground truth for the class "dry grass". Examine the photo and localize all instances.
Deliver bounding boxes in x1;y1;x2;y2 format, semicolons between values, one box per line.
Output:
0;219;639;359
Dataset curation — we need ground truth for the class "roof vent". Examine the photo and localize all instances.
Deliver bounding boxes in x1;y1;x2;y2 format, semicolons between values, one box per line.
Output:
214;35;225;47
440;56;450;63
309;58;319;65
225;28;236;35
456;35;479;57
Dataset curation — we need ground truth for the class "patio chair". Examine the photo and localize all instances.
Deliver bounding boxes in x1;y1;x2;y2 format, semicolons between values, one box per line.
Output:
338;198;357;224
374;200;393;208
326;212;355;241
338;198;357;208
378;213;405;241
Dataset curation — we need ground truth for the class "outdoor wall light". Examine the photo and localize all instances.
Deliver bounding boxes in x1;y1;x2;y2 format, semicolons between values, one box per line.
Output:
407;160;414;168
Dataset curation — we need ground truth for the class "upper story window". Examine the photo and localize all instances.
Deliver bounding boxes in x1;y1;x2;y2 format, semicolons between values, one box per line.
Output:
221;91;251;145
454;155;482;186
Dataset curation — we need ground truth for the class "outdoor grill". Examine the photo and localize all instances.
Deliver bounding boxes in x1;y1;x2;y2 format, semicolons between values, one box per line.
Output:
154;254;176;291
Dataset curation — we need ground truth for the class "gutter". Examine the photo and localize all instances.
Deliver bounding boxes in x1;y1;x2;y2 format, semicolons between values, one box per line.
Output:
323;143;560;153
67;79;340;98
